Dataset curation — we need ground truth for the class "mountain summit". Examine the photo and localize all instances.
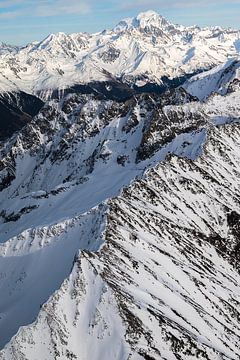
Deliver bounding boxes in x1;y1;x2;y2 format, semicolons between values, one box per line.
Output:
114;10;173;32
0;10;239;99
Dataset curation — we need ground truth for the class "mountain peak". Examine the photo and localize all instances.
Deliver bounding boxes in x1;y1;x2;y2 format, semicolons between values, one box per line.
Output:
136;10;161;19
32;32;69;51
114;10;172;33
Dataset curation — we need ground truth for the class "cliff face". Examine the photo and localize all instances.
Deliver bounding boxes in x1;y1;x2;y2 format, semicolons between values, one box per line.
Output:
0;92;43;141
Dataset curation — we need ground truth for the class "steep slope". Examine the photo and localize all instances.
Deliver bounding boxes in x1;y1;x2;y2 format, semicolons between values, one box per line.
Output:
0;205;106;349
0;63;240;358
0;89;204;244
0;92;44;141
1;113;240;360
0;88;207;350
0;11;239;98
183;57;240;100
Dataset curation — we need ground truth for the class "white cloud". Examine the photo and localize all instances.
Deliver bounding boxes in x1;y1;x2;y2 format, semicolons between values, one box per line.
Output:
0;0;34;9
119;0;240;10
0;10;22;18
0;0;90;17
35;0;90;17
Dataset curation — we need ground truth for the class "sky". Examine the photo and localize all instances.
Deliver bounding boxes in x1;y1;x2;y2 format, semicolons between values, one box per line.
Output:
0;0;239;45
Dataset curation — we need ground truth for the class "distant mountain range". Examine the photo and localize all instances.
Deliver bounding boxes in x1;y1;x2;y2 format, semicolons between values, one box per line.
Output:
0;10;239;99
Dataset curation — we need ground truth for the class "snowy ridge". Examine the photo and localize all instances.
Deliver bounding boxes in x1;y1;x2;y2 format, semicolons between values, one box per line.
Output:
0;11;239;98
183;57;240;100
1;118;240;359
0;89;206;243
0;204;106;349
0;42;19;55
0;58;240;358
0;88;210;350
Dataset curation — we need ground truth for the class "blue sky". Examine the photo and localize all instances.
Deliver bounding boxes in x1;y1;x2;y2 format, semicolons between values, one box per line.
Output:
0;0;239;45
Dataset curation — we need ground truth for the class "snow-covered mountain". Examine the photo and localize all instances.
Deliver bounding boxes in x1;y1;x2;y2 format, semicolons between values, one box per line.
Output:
2;121;240;360
0;10;239;98
183;57;240;100
0;53;240;358
1;10;240;360
0;42;19;55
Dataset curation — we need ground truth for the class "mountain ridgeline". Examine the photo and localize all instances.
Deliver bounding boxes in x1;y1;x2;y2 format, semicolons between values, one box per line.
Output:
0;10;240;360
0;10;239;99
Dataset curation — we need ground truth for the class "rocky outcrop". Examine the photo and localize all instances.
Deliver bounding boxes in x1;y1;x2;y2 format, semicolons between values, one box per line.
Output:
0;92;43;141
0;61;240;359
1;121;240;360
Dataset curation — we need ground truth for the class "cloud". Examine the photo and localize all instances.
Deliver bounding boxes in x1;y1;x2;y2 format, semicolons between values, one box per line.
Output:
1;0;239;20
0;0;35;9
0;0;22;8
0;10;23;18
118;0;240;11
0;0;90;18
35;0;90;17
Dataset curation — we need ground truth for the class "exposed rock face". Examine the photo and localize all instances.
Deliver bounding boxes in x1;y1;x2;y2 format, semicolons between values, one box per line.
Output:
0;56;240;359
136;101;205;162
0;92;43;141
1;120;240;360
0;90;207;198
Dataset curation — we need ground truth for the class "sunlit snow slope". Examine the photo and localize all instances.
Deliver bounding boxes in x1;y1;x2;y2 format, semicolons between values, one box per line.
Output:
0;55;240;358
1;88;240;359
0;16;240;357
0;10;239;98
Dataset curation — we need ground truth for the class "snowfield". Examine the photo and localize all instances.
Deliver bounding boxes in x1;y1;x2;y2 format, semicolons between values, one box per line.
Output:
0;10;239;98
0;10;240;360
1;97;240;359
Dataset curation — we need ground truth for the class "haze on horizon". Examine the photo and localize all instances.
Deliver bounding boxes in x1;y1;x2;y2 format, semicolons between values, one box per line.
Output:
0;0;239;45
